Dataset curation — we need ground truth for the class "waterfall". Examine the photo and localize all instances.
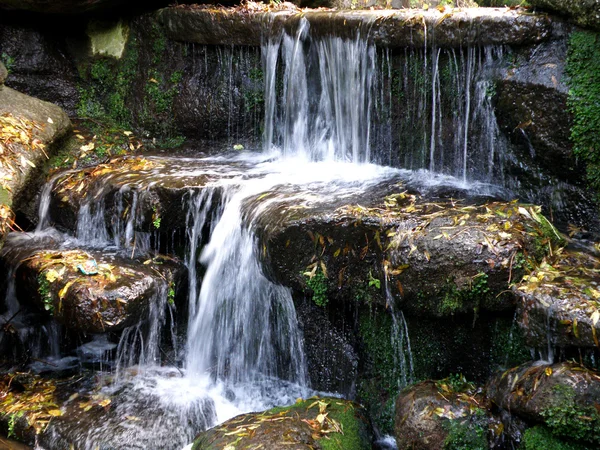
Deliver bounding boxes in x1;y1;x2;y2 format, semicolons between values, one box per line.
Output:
263;19;377;163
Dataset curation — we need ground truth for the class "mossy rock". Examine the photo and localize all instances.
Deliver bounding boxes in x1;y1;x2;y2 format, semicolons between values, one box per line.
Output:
394;378;499;450
486;361;600;446
192;397;373;450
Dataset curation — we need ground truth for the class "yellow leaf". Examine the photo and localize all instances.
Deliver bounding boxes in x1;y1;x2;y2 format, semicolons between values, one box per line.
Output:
592;310;600;326
58;280;76;300
47;409;62;417
45;269;61;283
545;367;553;377
98;398;111;407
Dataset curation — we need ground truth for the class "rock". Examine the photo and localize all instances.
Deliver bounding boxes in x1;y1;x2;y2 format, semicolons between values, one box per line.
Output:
514;249;600;349
0;371;216;450
394;377;499;450
192;396;373;450
15;248;182;333
529;0;600;31
254;181;563;317
158;7;555;48
486;361;600;446
0;0;132;14
0;60;7;85
47;155;231;233
0;23;80;115
0;86;71;216
297;301;358;396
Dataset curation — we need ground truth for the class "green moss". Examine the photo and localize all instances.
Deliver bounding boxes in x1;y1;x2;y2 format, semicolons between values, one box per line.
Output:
541;384;600;444
566;31;600;202
1;52;15;73
305;268;328;307
489;318;531;370
167;281;175;306
443;408;489;450
522;426;587;450
357;310;398;434
438;272;490;316
37;273;53;314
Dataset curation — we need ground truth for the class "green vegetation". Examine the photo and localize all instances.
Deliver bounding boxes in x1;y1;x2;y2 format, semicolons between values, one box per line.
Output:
152;205;161;229
357;310;398;434
522;426;587;450
443;408;488;450
305;268;328;307
6;411;23;439
1;52;15;74
438;272;490;316
167;282;175;306
541;384;600;445
37;273;53;314
566;31;600;202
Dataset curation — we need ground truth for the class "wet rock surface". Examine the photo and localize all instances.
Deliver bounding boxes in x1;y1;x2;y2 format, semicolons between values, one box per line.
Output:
529;0;600;31
15;248;182;333
486;361;600;445
514;249;600;349
192;396;372;450
158;6;555;48
254;182;561;317
394;377;498;450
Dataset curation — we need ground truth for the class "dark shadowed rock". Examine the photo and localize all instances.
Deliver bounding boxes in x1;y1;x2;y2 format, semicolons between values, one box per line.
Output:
297;301;358;396
514;249;600;349
0;60;7;85
0;24;80;115
529;0;600;31
486;361;600;445
193;396;373;450
394;377;499;450
15;248;182;333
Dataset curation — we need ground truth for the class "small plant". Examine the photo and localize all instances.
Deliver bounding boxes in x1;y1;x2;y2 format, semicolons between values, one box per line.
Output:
37;273;54;314
522;425;587;450
167;282;175;306
368;270;381;290
1;52;15;74
152;205;161;229
305;268;328;307
6;411;23;439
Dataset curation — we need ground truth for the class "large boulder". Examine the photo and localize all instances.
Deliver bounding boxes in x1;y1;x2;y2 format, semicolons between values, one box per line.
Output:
514;249;600;349
486;361;600;446
394;377;499;450
254;181;564;317
192;396;373;450
529;0;600;31
15;248;182;333
0;86;71;211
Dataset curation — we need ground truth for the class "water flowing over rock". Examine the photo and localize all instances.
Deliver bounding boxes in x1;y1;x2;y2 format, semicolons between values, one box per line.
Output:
158;7;555;48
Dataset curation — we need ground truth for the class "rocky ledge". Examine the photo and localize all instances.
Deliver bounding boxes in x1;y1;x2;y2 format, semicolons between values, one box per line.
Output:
14;247;182;333
158;6;556;48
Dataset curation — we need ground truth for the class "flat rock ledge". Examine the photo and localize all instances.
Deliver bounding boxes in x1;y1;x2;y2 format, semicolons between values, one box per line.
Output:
157;6;555;48
514;249;600;349
16;248;181;333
